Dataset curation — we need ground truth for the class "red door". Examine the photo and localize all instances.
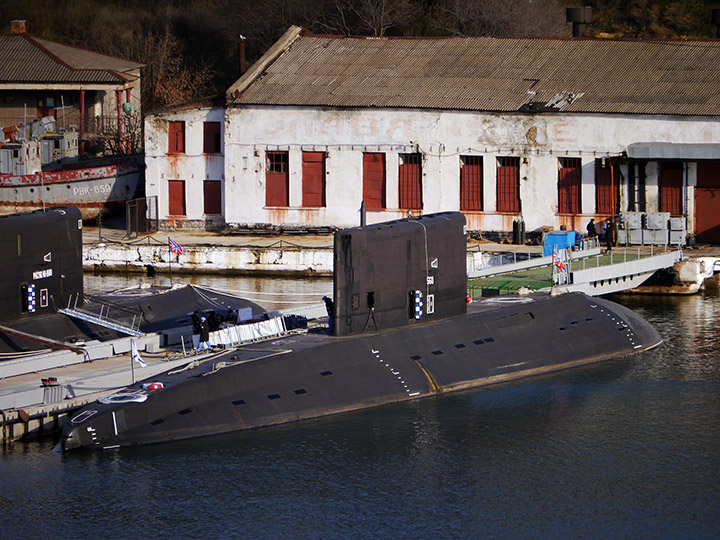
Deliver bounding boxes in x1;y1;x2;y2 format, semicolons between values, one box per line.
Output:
203;180;222;215
302;152;326;207
168;180;186;216
363;153;386;210
399;153;422;210
696;162;720;243
595;163;620;215
496;157;520;213
558;158;581;214
460;156;483;211
266;151;289;207
660;164;683;216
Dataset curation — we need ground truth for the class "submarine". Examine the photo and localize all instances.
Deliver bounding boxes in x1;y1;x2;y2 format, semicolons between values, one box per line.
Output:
62;212;662;451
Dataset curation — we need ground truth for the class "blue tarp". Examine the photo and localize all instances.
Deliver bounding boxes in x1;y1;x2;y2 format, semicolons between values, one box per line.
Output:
542;231;579;257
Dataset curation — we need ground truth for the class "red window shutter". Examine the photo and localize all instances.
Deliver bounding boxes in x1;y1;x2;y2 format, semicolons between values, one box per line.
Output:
496;157;520;213
558;158;581;214
302;152;326;207
203;180;222;215
363;153;386;210
168;121;185;153
168;180;186;216
399;153;422;210
460;156;483;211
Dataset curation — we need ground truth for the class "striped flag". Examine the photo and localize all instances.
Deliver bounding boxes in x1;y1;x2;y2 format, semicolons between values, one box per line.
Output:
552;248;567;273
131;339;147;367
168;237;185;256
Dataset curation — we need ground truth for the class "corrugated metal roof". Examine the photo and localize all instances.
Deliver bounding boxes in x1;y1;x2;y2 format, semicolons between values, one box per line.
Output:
232;30;720;116
0;34;142;85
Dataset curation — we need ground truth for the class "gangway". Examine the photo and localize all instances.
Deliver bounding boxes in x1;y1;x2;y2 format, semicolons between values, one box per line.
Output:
58;293;144;337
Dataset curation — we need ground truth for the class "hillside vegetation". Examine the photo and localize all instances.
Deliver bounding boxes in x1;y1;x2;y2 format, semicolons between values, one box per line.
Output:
5;0;718;110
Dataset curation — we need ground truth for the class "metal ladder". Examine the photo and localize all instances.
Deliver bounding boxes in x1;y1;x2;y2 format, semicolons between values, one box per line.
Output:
59;293;144;337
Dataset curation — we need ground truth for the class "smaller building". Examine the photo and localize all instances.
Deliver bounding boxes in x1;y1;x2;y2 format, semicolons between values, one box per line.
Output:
0;20;143;154
144;96;226;229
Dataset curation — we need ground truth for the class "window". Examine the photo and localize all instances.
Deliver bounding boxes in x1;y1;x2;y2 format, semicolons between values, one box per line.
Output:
168;121;185;153
595;159;619;215
660;162;683;216
558;157;581;214
363;153;386;210
203;122;221;154
460;155;483;211
266;151;289;207
627;162;647;212
399;153;422;210
496;157;520;212
302;151;326;207
168;180;186;215
203;180;222;215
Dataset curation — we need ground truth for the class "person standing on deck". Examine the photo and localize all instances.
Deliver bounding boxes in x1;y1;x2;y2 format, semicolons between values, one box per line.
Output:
604;218;614;251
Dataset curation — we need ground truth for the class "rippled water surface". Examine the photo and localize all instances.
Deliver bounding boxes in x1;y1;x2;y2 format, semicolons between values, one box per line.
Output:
2;280;719;539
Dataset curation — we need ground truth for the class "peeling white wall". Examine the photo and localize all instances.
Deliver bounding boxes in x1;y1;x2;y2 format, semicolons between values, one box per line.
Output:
145;106;225;226
149;103;720;234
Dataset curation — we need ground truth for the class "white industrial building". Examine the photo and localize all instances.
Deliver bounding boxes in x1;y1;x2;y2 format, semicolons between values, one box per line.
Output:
145;26;720;243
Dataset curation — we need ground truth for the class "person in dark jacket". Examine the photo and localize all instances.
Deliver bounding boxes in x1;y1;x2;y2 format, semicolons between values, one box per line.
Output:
196;316;211;352
586;218;597;240
604;218;614;251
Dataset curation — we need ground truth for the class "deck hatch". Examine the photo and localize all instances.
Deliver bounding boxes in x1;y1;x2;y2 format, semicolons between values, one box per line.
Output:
268;394;281;400
294;389;307;395
431;350;444;355
454;343;466;349
178;408;192;415
150;418;165;426
320;370;333;377
232;399;246;405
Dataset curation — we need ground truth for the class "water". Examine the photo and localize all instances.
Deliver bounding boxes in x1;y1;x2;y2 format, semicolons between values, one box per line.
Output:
2;277;720;539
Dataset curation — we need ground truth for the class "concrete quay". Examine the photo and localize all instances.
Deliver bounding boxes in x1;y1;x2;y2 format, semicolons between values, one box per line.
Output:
83;226;335;276
83;225;720;293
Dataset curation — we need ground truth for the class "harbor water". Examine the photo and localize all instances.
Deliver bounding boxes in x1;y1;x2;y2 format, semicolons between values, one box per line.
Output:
1;275;719;539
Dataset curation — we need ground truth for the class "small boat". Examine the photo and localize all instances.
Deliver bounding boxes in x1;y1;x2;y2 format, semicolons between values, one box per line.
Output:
0;117;141;220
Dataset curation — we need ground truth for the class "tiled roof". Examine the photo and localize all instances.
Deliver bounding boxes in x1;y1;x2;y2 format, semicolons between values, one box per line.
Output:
230;27;720;117
0;34;142;85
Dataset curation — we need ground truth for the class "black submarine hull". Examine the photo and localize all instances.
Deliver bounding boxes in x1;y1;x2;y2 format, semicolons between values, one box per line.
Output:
62;291;661;450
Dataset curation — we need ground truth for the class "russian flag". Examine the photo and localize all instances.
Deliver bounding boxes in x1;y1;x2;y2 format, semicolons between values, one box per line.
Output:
169;237;185;256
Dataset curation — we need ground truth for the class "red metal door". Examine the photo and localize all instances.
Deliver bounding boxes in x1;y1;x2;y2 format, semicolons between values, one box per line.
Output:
266;151;289;207
496;157;520;213
399;153;422;210
595;163;619;215
168;180;186;216
660;164;683;216
363;153;386;210
695;161;720;243
203;180;222;215
460;156;483;211
302;152;326;207
558;158;581;214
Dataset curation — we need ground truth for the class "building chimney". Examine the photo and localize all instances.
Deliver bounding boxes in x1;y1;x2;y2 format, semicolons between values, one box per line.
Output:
238;35;247;76
566;7;592;37
11;20;27;34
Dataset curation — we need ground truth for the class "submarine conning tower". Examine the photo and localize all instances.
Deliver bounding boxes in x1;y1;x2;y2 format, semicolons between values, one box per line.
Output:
332;212;468;336
0;206;83;323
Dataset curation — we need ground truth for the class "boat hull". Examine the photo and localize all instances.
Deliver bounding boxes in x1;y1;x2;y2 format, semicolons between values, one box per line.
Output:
0;157;142;220
62;292;662;451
